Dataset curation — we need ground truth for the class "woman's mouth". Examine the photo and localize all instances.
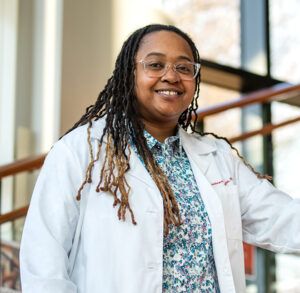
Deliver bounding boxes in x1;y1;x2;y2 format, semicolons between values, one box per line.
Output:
155;89;183;98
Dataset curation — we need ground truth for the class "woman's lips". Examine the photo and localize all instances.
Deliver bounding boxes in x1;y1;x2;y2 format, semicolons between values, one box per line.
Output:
155;89;183;99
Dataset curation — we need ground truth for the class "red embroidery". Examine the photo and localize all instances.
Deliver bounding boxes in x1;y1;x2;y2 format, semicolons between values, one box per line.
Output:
225;177;233;185
211;177;232;186
211;180;224;186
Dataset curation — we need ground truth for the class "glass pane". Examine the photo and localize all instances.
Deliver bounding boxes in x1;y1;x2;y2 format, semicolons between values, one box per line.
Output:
270;0;300;83
199;83;241;148
152;0;241;67
272;102;300;292
272;102;300;199
276;254;300;291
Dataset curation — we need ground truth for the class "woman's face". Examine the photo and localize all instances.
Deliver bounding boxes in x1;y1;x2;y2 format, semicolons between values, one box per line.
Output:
134;30;196;126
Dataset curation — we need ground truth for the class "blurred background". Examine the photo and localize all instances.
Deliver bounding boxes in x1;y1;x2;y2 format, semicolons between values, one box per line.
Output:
1;0;300;292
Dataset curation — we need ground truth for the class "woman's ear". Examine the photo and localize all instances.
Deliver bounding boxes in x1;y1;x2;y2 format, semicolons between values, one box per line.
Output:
133;66;138;89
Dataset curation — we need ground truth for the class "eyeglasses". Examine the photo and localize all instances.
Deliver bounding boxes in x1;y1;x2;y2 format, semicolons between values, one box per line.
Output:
137;59;201;81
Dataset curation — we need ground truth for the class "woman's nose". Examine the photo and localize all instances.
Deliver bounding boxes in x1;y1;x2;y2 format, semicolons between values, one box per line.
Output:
161;65;180;83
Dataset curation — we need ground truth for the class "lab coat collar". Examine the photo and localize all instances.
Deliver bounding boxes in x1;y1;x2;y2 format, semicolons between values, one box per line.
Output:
89;118;107;141
179;127;217;155
179;128;217;175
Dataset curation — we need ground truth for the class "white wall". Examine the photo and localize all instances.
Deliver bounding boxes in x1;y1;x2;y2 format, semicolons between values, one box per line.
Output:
60;0;114;135
0;0;19;226
112;0;173;60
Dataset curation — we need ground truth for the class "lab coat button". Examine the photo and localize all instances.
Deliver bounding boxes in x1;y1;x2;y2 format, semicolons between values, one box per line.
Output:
147;263;157;270
146;209;157;214
224;264;231;275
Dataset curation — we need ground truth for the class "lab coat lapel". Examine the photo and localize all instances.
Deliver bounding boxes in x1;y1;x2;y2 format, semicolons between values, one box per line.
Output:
126;150;158;189
179;129;223;216
179;128;216;176
180;130;236;290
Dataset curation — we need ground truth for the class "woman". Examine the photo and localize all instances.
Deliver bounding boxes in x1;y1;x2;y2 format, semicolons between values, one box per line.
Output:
20;24;300;293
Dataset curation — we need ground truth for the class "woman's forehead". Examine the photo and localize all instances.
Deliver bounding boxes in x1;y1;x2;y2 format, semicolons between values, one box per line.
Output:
136;30;194;61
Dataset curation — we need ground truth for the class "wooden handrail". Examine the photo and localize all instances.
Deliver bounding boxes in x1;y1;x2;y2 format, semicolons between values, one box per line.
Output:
1;82;300;225
0;206;28;225
0;154;46;179
0;155;45;224
229;116;300;143
195;83;300;120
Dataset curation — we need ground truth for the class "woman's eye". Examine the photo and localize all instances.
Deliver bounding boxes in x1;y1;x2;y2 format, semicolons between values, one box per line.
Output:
147;62;164;70
176;64;192;73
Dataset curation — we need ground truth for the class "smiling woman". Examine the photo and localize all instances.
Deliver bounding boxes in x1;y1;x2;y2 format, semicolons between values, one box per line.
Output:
19;24;300;293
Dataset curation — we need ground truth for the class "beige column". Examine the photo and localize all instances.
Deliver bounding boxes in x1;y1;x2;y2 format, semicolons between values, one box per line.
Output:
60;0;114;135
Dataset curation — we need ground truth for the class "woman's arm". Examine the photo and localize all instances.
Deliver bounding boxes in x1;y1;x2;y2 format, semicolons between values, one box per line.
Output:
233;153;300;254
20;139;83;293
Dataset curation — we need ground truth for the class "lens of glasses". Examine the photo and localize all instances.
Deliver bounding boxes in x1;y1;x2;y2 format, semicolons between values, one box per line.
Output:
143;60;199;80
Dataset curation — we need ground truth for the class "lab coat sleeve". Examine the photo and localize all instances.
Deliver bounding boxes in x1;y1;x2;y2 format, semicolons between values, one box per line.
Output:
20;139;83;292
232;150;300;254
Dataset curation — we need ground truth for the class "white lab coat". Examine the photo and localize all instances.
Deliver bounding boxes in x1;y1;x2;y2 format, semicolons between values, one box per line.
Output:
20;119;300;293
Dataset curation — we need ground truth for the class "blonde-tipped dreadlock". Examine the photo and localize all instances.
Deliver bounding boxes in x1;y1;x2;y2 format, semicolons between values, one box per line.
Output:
143;152;182;234
65;24;271;236
76;125;137;225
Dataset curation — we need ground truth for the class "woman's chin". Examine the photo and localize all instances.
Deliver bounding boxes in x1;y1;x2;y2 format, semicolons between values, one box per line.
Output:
155;108;183;123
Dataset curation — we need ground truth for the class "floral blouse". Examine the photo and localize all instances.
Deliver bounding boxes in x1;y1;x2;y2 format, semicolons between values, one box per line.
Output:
131;131;220;293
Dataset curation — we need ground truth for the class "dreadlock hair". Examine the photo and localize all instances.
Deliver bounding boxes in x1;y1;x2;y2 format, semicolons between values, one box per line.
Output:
65;24;271;235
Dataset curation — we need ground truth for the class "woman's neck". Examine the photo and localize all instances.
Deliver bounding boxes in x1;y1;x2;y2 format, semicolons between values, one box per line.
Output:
142;121;177;143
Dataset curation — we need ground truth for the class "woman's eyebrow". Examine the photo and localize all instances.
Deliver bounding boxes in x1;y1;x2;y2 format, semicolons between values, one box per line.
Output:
145;52;165;58
177;55;192;62
145;52;192;62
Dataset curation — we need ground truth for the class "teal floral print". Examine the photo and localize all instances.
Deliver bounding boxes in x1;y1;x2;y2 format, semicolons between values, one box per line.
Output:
131;131;220;293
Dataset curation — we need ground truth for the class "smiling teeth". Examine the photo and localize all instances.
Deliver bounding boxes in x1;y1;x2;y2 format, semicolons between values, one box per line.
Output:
158;90;178;95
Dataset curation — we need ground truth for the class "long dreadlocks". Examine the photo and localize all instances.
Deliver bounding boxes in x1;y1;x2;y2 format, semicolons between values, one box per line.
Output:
65;24;271;235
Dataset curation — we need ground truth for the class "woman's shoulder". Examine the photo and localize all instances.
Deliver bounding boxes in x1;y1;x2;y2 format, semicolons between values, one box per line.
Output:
47;118;106;166
186;131;233;154
60;118;106;148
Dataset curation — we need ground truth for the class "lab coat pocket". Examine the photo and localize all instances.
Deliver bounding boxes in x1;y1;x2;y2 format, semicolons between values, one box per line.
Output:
217;185;243;241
